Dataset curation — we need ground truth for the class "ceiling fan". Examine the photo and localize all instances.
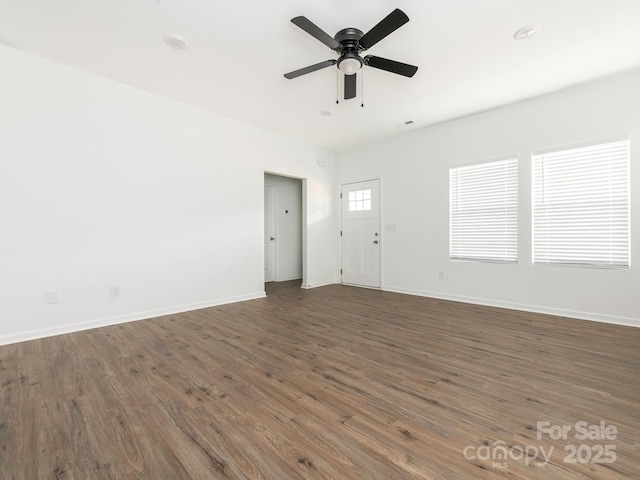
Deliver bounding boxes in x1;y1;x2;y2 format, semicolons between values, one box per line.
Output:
284;9;418;101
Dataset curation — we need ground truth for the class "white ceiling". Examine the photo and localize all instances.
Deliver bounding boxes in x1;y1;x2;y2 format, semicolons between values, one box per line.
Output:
1;0;640;152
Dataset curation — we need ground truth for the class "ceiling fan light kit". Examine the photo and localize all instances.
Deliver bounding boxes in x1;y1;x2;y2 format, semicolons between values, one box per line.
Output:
284;8;418;102
337;53;363;75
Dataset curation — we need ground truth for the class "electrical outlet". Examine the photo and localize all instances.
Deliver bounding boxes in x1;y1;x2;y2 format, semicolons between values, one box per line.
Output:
438;270;446;280
109;285;121;297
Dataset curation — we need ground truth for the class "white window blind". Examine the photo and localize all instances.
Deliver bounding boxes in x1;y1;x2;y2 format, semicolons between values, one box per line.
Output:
532;140;630;268
450;158;518;263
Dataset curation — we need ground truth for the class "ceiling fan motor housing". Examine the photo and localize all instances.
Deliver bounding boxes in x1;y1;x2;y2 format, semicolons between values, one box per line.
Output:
335;28;365;74
334;28;364;52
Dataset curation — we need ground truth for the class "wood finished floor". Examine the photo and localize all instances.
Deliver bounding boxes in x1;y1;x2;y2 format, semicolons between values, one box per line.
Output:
1;281;639;480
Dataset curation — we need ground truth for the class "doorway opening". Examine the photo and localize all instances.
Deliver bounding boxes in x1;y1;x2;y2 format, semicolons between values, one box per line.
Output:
264;173;304;286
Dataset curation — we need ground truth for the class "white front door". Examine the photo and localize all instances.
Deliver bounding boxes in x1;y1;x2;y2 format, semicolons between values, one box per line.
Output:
264;185;277;282
341;180;380;288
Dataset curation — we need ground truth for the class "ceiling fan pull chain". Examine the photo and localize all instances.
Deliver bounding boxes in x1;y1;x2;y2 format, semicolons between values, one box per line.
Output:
361;69;365;107
336;68;340;104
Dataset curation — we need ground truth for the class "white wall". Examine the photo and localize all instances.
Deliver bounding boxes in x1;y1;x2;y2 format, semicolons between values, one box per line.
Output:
337;69;640;326
264;173;303;282
0;45;337;345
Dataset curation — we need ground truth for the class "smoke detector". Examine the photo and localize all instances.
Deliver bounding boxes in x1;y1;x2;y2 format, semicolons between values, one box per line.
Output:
513;26;540;40
164;34;189;50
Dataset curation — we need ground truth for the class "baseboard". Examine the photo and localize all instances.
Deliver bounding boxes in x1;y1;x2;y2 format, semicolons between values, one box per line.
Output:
382;285;640;328
0;291;266;346
301;279;336;289
276;275;303;282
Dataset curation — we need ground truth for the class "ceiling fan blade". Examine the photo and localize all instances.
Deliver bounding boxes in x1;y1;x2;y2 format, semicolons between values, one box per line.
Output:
291;16;341;50
359;9;409;49
364;55;418;77
344;74;357;99
284;60;337;79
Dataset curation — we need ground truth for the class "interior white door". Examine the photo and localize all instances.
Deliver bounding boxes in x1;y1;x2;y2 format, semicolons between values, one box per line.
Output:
341;180;380;288
264;185;277;282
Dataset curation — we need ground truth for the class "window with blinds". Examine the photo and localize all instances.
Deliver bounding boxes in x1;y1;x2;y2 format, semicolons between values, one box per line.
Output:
450;157;518;263
532;140;630;268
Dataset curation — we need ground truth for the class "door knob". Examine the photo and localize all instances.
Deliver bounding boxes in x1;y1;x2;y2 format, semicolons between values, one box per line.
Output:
270;237;275;241
373;240;379;244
